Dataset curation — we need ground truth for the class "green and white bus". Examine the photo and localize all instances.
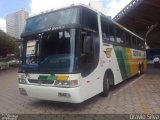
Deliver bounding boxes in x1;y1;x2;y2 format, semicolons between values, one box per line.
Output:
18;5;147;103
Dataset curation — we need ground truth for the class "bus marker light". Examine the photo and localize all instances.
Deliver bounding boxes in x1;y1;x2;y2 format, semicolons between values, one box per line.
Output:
70;80;78;87
56;76;69;81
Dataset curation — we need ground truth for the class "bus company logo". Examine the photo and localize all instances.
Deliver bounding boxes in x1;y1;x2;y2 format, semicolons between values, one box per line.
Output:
133;50;141;57
104;48;112;58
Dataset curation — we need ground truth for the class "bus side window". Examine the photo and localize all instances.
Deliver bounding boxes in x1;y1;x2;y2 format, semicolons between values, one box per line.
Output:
109;25;116;42
142;41;145;49
125;33;131;48
101;19;110;41
84;35;93;62
81;32;86;56
132;36;137;48
141;41;145;49
121;31;126;44
81;8;98;32
81;31;93;63
116;28;124;44
138;40;145;50
101;16;116;43
137;39;141;49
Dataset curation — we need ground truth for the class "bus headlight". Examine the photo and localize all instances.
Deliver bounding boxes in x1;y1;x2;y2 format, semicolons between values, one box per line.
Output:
18;78;27;84
54;80;78;88
18;74;30;84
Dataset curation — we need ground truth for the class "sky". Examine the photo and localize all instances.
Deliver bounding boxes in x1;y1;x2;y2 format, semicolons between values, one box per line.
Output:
0;0;132;32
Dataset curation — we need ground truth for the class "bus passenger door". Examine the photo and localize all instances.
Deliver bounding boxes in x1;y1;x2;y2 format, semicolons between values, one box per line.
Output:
79;30;101;98
80;30;99;77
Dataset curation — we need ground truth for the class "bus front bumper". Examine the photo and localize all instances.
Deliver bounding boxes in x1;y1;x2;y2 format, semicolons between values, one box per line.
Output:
18;84;83;103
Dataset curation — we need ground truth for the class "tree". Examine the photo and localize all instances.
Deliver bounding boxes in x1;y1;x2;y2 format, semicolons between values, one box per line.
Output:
0;30;18;57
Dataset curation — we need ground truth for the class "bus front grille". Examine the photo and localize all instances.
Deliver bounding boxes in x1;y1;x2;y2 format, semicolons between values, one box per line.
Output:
28;79;54;85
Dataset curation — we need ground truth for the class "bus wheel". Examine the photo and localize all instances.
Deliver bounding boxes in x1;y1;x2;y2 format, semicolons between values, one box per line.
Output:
101;73;110;97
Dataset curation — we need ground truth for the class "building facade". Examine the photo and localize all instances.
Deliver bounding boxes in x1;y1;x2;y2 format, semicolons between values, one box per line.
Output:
89;1;106;14
6;9;29;39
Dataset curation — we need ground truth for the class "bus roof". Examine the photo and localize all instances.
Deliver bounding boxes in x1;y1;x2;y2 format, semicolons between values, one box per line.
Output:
27;4;144;41
28;4;98;20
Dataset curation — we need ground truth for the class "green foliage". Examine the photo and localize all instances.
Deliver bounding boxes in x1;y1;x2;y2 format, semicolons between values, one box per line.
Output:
0;30;18;57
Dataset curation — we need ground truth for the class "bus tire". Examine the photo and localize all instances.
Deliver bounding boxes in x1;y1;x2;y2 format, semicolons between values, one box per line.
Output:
101;73;110;97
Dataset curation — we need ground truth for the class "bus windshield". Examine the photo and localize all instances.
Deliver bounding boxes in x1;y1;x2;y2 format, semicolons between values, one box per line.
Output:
22;29;76;73
24;8;79;33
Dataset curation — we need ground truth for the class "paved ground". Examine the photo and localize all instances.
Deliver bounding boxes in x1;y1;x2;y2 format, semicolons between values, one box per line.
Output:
0;67;160;115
